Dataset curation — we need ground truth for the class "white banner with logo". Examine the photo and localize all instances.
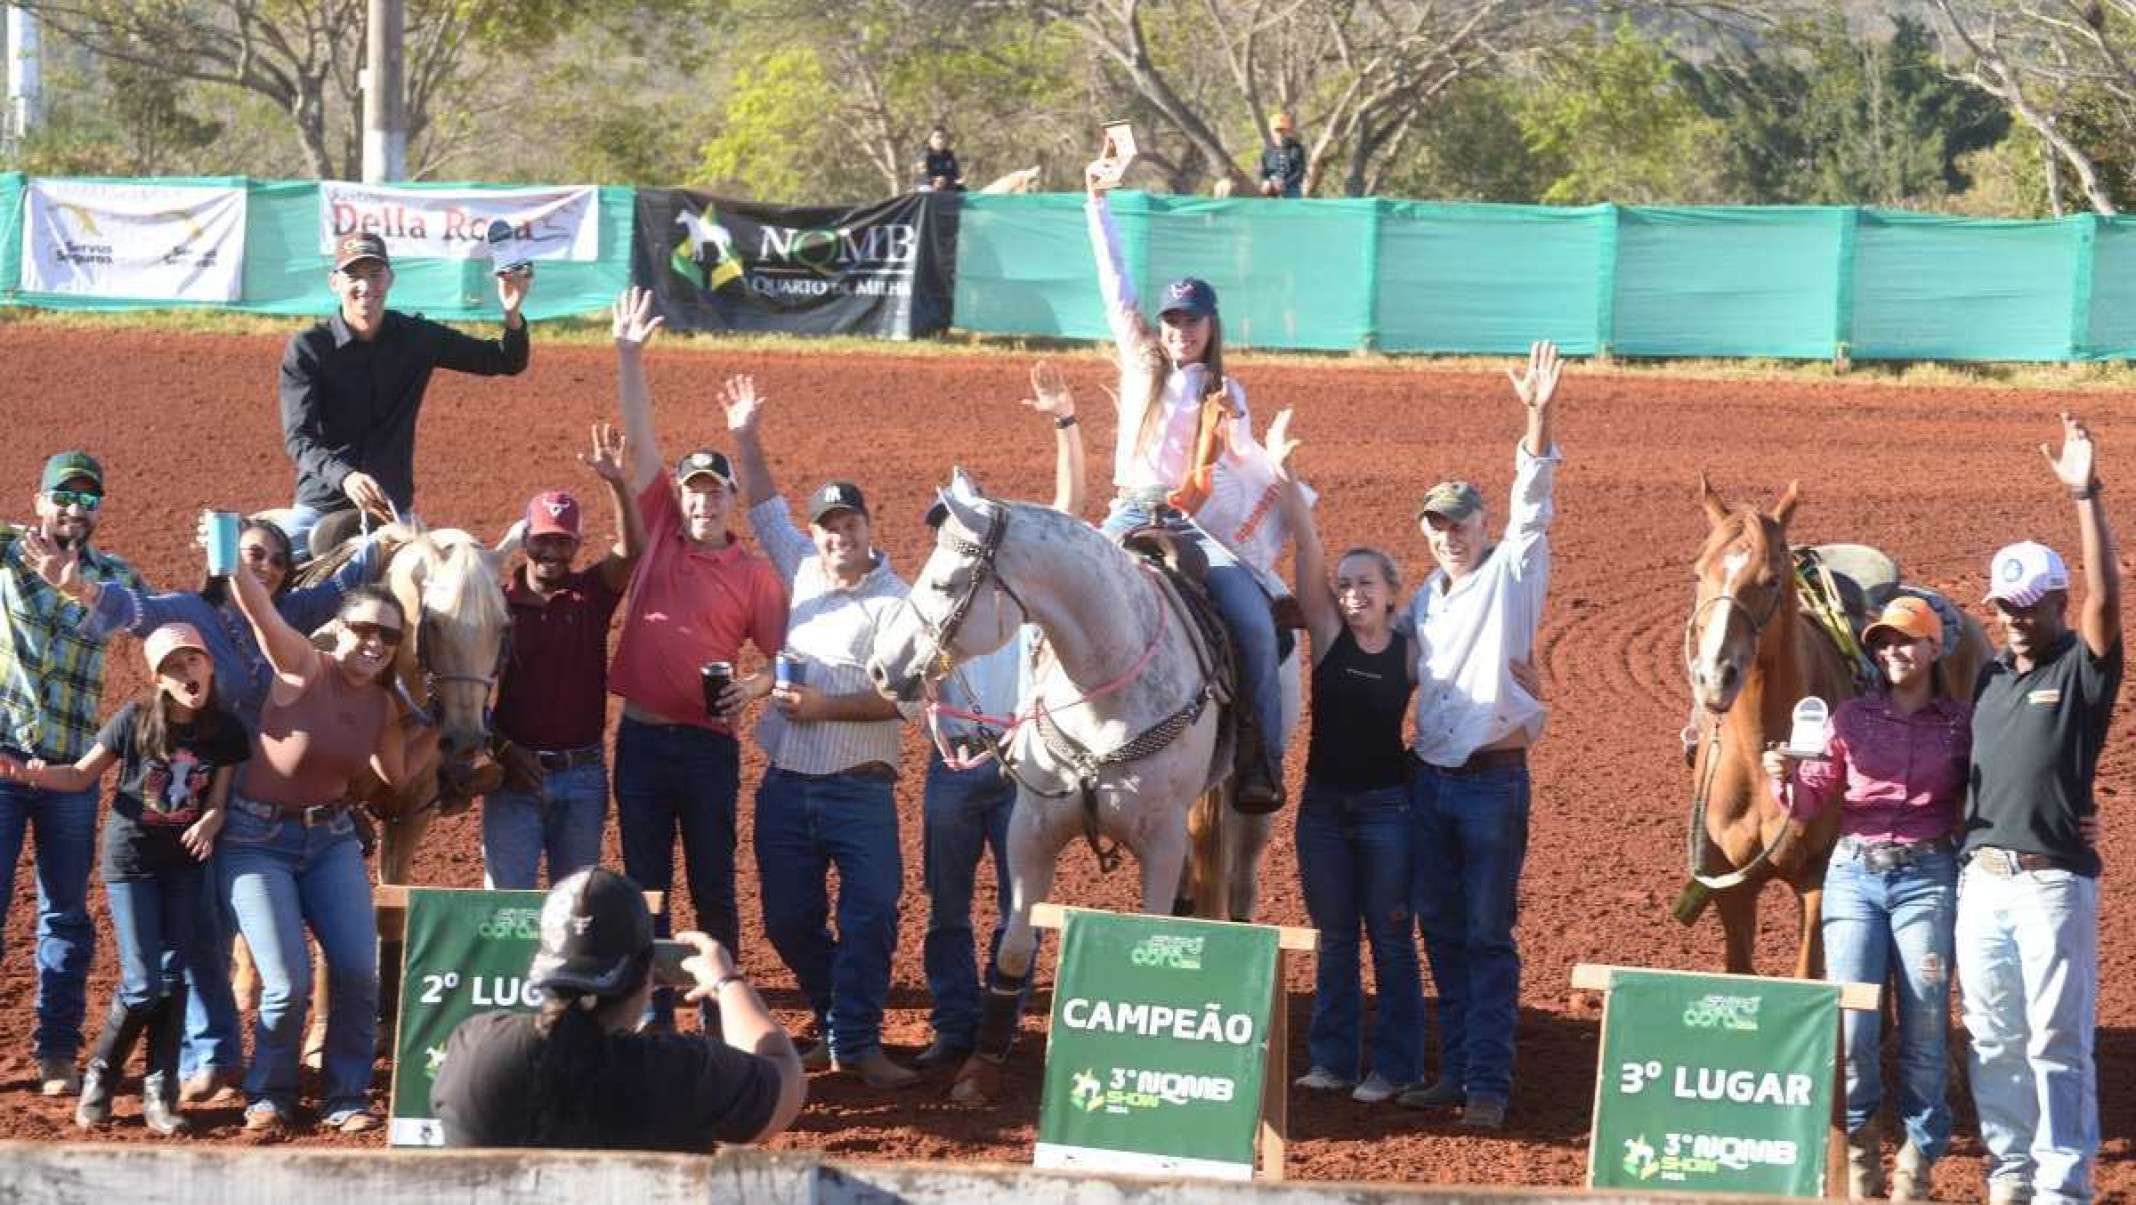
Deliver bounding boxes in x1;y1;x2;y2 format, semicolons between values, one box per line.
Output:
20;179;247;301
318;182;599;264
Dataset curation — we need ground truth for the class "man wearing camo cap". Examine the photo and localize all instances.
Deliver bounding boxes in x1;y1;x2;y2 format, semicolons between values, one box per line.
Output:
1958;413;2120;1205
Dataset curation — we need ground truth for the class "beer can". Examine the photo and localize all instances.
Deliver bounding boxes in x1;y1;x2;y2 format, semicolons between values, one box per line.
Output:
774;651;805;690
204;510;241;577
700;661;734;720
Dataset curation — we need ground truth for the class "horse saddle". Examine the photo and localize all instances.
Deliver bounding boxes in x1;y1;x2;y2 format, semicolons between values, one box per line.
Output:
1119;522;1302;661
1798;543;1967;661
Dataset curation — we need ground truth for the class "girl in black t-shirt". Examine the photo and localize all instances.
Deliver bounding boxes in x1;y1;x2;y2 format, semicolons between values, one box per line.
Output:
0;622;248;1135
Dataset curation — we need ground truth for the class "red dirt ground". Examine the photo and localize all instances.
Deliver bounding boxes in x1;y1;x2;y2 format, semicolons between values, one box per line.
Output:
2;325;2130;1198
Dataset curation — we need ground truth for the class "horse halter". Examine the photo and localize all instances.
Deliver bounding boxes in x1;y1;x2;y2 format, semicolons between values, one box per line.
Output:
407;608;508;726
917;501;1026;679
1681;552;1786;680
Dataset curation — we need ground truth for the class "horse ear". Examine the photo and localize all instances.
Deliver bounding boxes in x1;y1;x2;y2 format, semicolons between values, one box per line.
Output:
948;466;986;502
1697;473;1729;530
492;519;526;559
1769;480;1801;528
941;472;990;533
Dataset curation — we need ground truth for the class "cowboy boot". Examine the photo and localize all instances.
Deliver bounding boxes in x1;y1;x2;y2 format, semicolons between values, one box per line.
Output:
142;989;192;1137
1846;1117;1886;1200
1233;715;1283;813
75;998;152;1129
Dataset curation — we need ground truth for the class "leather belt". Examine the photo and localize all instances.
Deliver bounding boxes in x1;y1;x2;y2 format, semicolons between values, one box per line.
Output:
232;794;346;828
774;762;896;784
1837;834;1955;872
1413;747;1528;777
530;745;603;772
1968;847;2066;877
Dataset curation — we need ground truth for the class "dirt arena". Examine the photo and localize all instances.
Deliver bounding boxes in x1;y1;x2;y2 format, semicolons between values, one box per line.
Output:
1;323;2130;1197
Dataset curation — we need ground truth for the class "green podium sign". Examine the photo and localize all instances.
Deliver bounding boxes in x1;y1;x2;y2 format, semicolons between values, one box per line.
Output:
1034;910;1279;1181
1588;968;1840;1197
387;887;548;1147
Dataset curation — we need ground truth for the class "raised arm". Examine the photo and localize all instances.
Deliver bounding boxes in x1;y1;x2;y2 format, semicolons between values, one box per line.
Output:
1085;169;1151;355
1268;411;1339;655
2042;411;2121;656
721;374;778;508
580;421;647;592
1509;339;1560;461
1023;361;1088;515
1503;340;1564;556
612;287;667;493
227;546;321;679
430;270;531;376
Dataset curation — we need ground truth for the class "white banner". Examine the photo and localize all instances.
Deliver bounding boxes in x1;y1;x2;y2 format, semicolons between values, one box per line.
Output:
318;182;599;264
21;180;247;302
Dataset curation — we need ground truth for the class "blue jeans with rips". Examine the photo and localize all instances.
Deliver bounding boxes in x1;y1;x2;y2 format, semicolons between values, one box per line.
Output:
921;751;1027;1049
1410;761;1529;1105
614;719;740;1029
1957;858;2100;1205
218;804;377;1117
481;759;607;891
1297;779;1424;1085
1822;838;1957;1158
754;767;902;1062
0;773;100;1059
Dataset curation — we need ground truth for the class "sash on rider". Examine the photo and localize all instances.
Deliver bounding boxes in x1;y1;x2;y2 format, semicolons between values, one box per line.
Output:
1165;382;1235;516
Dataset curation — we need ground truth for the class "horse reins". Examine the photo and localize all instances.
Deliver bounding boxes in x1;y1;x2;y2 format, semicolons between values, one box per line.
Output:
1681;570;1798;891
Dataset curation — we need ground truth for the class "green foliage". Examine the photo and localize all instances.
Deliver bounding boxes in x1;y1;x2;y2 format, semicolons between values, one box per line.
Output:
1382;77;1547;203
695;45;857;199
1518;22;1731;206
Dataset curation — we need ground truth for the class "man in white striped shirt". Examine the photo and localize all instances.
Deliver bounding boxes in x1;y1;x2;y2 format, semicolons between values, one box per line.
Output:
1395;341;1563;1131
725;379;920;1090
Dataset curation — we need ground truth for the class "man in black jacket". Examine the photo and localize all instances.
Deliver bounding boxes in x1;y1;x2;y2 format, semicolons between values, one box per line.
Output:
1259;112;1306;198
274;232;534;556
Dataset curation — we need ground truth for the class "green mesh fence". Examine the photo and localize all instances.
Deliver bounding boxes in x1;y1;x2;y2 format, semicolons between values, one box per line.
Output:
0;175;631;321
953;193;2136;363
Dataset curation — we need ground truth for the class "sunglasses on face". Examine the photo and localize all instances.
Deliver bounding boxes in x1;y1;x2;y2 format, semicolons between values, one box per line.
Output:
48;489;103;512
241;544;291;569
344;619;404;646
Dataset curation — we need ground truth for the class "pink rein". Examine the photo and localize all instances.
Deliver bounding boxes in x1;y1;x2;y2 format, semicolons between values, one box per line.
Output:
922;569;1171;771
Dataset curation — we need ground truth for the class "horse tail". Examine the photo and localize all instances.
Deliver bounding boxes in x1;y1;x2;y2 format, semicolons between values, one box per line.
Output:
1186;786;1227;919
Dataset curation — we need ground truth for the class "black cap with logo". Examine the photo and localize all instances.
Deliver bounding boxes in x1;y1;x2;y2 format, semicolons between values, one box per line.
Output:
332;232;391;273
526;868;654;999
808;480;869;525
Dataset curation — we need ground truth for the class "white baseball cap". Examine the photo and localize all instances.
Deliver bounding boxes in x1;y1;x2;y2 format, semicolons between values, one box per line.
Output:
1984;540;2070;608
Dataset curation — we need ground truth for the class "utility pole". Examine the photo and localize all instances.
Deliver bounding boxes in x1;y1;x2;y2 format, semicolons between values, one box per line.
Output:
361;0;405;181
5;6;40;147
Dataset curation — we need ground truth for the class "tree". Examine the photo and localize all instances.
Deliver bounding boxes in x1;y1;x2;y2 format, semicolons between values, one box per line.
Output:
1518;21;1732;205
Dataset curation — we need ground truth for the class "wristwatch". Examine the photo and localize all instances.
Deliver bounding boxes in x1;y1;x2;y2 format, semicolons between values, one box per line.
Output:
2072;480;2104;501
1054;414;1079;430
709;972;747;995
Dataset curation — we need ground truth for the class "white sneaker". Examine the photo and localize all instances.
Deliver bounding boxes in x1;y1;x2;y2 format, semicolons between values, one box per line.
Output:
1292;1066;1353;1092
1351;1072;1399;1103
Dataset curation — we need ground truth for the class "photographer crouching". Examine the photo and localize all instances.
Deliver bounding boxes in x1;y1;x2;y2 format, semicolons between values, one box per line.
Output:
434;867;805;1149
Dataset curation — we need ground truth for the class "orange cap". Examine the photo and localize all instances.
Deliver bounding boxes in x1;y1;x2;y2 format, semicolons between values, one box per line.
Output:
1861;596;1942;650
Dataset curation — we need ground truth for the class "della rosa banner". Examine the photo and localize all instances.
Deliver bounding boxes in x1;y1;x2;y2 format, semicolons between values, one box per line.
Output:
318;182;600;264
20;179;246;302
631;190;958;338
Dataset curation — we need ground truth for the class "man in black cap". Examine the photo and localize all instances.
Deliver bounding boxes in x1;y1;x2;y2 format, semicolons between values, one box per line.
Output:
274;229;535;556
432;867;803;1149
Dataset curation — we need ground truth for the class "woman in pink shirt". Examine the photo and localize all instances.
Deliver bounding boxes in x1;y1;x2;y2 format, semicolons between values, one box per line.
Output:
1762;596;1965;1201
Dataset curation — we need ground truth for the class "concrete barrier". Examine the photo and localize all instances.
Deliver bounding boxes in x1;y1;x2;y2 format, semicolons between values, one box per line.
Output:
0;1141;1789;1204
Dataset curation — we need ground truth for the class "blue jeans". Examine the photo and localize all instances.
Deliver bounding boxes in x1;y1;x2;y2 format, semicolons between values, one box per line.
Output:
1410;761;1529;1104
1297;779;1424;1084
614;719;739;1028
1101;499;1283;783
482;760;607;890
219;805;378;1116
0;774;99;1059
921;751;1024;1049
1823;839;1956;1157
180;855;243;1077
105;864;218;1011
269;503;329;560
755;767;902;1062
1957;858;2100;1205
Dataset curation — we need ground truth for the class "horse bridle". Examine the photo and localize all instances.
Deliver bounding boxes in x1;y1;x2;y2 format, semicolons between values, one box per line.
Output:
403;608;508;728
916;501;1031;681
1681;561;1787;680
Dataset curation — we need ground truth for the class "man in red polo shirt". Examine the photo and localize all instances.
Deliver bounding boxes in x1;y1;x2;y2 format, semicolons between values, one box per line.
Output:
482;422;646;890
605;287;788;1030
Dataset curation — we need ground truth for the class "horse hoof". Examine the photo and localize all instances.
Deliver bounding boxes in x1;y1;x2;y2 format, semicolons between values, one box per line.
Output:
949;1061;998;1107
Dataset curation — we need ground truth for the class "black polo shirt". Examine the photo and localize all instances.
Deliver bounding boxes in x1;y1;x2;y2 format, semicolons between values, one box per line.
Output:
1965;630;2122;877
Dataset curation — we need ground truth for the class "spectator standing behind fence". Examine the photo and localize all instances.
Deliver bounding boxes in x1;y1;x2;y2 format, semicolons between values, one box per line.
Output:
1762;595;1968;1201
1272;439;1426;1107
68;513;382;1104
605;287;788;1032
913;362;1086;1071
1258;113;1305;198
0;623;248;1136
482;422;645;891
1958;413;2119;1205
725;376;920;1090
274;231;533;558
434;867;803;1150
919;126;965;191
1394;341;1563;1132
0;451;147;1099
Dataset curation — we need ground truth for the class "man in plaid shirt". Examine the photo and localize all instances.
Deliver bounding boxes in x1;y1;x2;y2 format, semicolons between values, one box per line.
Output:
1;450;146;1096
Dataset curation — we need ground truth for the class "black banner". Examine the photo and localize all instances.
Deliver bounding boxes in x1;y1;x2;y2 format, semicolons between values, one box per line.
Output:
631;189;958;338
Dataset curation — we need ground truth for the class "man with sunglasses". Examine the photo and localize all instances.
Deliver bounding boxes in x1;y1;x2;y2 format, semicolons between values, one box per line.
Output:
275;231;533;558
604;287;787;1031
1958;413;2121;1205
0;451;147;1096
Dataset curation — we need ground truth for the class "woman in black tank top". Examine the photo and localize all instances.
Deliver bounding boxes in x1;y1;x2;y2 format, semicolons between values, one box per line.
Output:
1275;468;1425;1104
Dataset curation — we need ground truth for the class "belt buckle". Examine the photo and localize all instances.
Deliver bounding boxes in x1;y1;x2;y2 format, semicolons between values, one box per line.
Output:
536;750;567;771
302;804;336;827
1863;843;1912;874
